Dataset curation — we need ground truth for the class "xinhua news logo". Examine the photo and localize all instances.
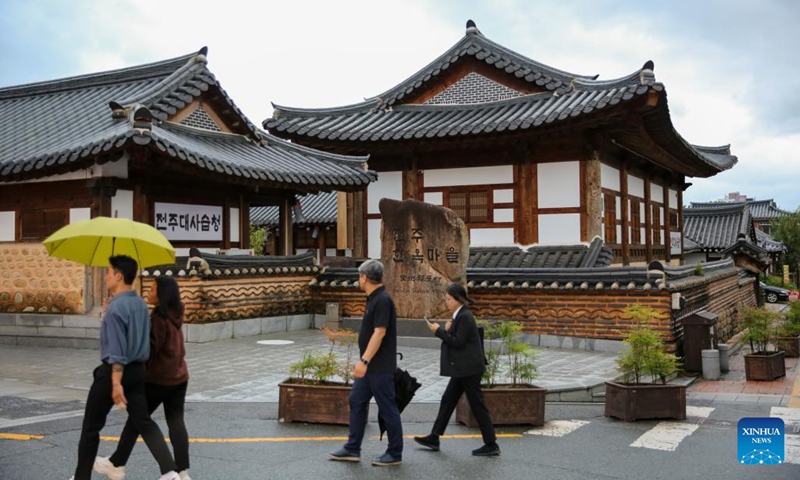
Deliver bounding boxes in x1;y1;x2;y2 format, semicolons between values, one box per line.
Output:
738;417;784;465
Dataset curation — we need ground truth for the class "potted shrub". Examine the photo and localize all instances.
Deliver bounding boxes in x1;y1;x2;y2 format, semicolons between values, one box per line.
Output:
776;302;800;358
604;304;686;422
456;320;546;427
278;326;359;425
741;307;786;380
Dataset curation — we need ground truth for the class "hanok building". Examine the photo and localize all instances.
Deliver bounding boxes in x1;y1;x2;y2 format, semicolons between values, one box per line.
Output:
0;47;374;315
266;20;737;266
690;197;791;235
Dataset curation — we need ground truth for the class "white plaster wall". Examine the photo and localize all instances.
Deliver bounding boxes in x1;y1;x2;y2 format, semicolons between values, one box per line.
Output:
669;189;678;209
494;208;514;223
493;189;513;203
0;211;14;241
616;225;622;243
368;218;382;259
326;248;337;258
471;228;513;246
230;207;240;243
538;213;581;244
111;189;133;220
424;165;512;187
628;175;644;198
368;171;402;214
538;161;580;208
69;208;91;224
424;192;443;205
659;207;664;226
601;163;620;191
651;182;664;203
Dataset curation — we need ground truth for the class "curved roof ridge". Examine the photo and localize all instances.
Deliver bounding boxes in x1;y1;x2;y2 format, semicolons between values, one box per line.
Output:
684;202;748;214
691;144;732;154
271;98;381;117
0;51;198;100
116;53;207;107
257;130;370;165
394;91;553;111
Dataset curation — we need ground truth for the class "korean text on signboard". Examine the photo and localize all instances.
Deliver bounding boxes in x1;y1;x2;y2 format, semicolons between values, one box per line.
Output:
154;202;223;241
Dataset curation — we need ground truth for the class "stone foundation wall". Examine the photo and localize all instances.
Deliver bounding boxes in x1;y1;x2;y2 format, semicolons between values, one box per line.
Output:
0;243;85;314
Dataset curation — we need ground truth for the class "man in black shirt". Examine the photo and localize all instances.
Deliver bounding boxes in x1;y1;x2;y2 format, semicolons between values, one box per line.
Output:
330;259;403;466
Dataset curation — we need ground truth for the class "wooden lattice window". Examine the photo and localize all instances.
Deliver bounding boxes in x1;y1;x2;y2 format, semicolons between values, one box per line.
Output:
651;204;661;245
448;191;490;223
19;209;67;242
630;200;642;244
603;193;617;243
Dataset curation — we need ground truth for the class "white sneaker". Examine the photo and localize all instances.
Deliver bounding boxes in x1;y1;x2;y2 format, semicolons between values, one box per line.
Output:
179;470;192;480
94;456;126;480
159;472;181;480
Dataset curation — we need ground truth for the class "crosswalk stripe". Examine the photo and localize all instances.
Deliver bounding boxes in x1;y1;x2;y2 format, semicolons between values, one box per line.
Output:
630;422;700;451
686;406;714;418
770;406;800;465
524;420;590;437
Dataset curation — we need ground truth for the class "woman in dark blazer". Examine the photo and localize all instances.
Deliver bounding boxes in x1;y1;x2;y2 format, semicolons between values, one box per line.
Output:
414;283;499;456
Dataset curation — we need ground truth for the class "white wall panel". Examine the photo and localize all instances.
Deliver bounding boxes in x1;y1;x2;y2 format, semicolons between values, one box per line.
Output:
368;171;402;214
111;189;133;220
230;207;240;243
538;213;581;244
69;208;91;224
424;192;443;205
601;163;620;191
494;208;514;223
659;207;664;226
651;182;664;202
628;175;644;198
471;228;514;246
368;219;382;259
538;161;580;208
669;189;678;209
424;165;512;187
0;211;14;241
493;189;514;203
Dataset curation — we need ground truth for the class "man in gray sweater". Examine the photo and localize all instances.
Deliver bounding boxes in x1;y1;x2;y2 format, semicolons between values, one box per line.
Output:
71;255;180;480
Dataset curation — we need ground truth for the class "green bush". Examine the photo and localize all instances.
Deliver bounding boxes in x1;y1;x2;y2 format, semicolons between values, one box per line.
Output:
740;306;783;354
616;304;681;385
761;273;798;290
478;319;539;387
289;326;359;385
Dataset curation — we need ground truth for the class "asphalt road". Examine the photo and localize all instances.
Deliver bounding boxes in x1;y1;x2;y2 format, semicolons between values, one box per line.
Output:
1;401;798;480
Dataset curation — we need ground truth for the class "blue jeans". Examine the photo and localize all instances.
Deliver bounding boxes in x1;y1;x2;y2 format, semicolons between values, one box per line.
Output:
344;372;403;458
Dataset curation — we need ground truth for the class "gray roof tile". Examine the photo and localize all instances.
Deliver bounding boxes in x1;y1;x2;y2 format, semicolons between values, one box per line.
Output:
689;198;791;219
250;191;338;226
683;203;754;251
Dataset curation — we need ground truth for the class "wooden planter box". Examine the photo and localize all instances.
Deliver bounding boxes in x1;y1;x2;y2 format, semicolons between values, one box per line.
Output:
604;381;686;422
278;378;353;425
744;351;786;381
456;384;546;427
776;336;800;358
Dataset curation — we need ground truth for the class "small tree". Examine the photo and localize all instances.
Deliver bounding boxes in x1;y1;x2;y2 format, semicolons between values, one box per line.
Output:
249;225;268;255
771;209;800;275
479;319;539;387
320;325;359;385
616;304;680;385
740;306;783;354
288;327;359;385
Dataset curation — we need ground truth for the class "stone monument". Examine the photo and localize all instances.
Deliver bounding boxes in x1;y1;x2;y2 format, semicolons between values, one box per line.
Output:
379;198;469;319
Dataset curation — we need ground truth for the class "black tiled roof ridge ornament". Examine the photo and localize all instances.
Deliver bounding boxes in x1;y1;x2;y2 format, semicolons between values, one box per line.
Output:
466;19;481;35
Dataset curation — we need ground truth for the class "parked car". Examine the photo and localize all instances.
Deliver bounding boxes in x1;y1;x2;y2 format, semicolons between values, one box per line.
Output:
759;282;790;303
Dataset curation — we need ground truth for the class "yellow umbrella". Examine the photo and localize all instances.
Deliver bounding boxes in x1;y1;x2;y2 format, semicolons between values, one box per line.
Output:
43;216;175;268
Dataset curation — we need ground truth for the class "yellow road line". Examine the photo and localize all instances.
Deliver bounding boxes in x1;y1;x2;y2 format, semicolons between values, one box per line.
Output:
0;433;45;441
5;432;522;444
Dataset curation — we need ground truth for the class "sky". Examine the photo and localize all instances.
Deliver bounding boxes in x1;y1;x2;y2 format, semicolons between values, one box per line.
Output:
2;0;799;210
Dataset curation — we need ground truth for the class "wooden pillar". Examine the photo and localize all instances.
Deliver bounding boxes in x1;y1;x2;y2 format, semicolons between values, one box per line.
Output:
620;162;630;265
644;173;653;263
317;227;326;264
352;190;366;258
402;155;419;200
677;183;685;264
87;178;115;310
663;178;671;263
584;153;603;241
132;184;149;225
222;199;231;250
515;147;537;245
238;194;250;249
279;197;293;256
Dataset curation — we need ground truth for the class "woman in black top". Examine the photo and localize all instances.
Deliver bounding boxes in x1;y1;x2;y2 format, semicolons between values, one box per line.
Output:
414;283;499;456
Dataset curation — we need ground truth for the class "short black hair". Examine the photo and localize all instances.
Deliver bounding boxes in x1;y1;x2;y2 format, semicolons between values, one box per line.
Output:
109;255;138;285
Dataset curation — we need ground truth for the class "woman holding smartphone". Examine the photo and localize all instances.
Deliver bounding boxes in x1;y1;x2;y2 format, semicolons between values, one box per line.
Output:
415;283;499;456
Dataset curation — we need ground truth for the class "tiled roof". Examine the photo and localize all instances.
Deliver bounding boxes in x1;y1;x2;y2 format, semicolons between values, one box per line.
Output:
468;237;612;269
266;21;736;178
683;203;753;251
755;229;786;254
142;251;322;277
0;47;375;191
250;191;338;226
689;199;791;220
312;257;740;292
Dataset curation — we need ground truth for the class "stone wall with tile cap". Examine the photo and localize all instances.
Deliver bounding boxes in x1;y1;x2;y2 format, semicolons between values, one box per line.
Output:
0;243;85;314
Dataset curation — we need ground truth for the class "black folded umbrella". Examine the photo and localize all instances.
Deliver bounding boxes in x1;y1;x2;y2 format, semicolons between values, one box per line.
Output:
379;353;422;440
